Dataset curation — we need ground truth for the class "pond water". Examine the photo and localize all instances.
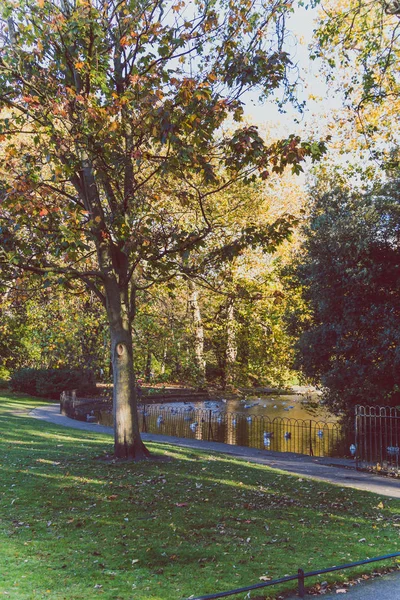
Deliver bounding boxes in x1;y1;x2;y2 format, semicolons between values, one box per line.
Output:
144;392;333;421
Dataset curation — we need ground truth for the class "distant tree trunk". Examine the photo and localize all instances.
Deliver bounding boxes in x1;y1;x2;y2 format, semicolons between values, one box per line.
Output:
160;343;167;375
145;348;152;383
237;316;250;382
171;322;182;378
188;280;206;383
225;297;237;387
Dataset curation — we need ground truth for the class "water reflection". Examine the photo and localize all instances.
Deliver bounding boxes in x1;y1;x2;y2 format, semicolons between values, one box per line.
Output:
96;394;343;458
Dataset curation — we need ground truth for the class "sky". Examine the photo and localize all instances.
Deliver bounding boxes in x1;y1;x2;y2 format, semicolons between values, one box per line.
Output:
242;5;340;137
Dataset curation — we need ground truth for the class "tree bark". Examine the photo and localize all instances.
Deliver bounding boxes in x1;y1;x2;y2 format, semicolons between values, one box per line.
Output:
110;327;149;460
107;282;150;460
188;280;206;383
225;297;237;386
103;265;149;460
145;347;152;383
160;343;167;375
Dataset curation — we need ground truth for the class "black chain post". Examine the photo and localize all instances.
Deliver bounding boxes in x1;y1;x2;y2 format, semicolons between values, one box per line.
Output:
298;568;305;598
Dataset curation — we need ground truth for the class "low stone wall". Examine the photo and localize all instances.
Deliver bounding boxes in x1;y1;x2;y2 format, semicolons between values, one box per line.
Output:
60;388;211;423
60;390;111;422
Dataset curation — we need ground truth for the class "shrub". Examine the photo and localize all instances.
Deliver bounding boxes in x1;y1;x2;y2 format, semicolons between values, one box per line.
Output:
9;368;38;396
0;366;10;389
0;365;10;379
10;368;97;399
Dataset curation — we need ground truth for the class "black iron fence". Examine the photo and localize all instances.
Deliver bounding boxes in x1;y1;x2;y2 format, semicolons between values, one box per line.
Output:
60;392;347;458
356;405;400;474
138;405;344;458
184;552;400;600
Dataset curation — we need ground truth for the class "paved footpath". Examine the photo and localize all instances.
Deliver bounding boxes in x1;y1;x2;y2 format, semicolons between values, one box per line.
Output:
31;404;400;599
286;570;400;599
31;404;400;499
322;570;400;599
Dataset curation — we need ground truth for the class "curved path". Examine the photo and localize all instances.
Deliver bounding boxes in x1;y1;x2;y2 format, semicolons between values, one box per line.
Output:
31;403;400;499
318;570;400;600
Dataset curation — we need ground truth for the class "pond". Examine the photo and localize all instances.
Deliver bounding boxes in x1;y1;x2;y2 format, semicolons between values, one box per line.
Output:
96;391;344;458
144;391;333;421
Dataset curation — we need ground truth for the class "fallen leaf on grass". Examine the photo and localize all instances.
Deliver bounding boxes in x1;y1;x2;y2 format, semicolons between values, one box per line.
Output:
175;503;188;507
259;576;271;581
336;589;347;594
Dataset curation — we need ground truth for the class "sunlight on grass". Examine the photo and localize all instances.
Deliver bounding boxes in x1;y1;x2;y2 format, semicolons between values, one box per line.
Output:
0;392;399;600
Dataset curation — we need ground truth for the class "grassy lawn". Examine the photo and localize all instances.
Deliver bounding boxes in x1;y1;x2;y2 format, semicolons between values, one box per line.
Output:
0;392;399;600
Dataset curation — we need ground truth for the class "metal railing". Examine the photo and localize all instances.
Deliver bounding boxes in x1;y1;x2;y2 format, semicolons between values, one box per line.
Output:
184;552;400;599
60;392;347;458
139;405;344;458
356;405;400;474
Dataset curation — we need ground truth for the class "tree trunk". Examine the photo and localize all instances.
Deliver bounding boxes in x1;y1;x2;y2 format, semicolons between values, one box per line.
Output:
175;340;182;377
188;280;206;383
160;343;167;375
145;348;152;383
106;280;150;460
225;297;237;386
74;156;149;460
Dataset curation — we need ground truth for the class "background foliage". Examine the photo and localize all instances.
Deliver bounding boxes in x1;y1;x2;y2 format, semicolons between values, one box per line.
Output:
286;175;400;412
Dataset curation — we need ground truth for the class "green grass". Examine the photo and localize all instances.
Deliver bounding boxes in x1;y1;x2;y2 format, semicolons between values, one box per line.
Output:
0;392;399;600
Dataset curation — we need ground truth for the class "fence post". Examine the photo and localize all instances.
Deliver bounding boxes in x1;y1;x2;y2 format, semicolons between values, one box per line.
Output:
309;421;313;456
208;410;212;441
297;568;305;598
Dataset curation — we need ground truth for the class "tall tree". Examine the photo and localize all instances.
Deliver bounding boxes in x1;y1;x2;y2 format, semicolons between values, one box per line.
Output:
287;176;400;414
188;279;206;384
0;0;326;459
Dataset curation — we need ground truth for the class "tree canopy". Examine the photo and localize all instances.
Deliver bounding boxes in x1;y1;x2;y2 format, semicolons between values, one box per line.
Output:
312;0;400;166
0;0;327;458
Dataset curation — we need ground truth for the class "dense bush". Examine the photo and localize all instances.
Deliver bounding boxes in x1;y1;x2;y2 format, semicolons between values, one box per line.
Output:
10;368;97;399
9;368;38;396
287;179;400;414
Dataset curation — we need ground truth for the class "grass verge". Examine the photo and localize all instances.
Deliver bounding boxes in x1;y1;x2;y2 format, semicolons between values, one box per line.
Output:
0;391;399;600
